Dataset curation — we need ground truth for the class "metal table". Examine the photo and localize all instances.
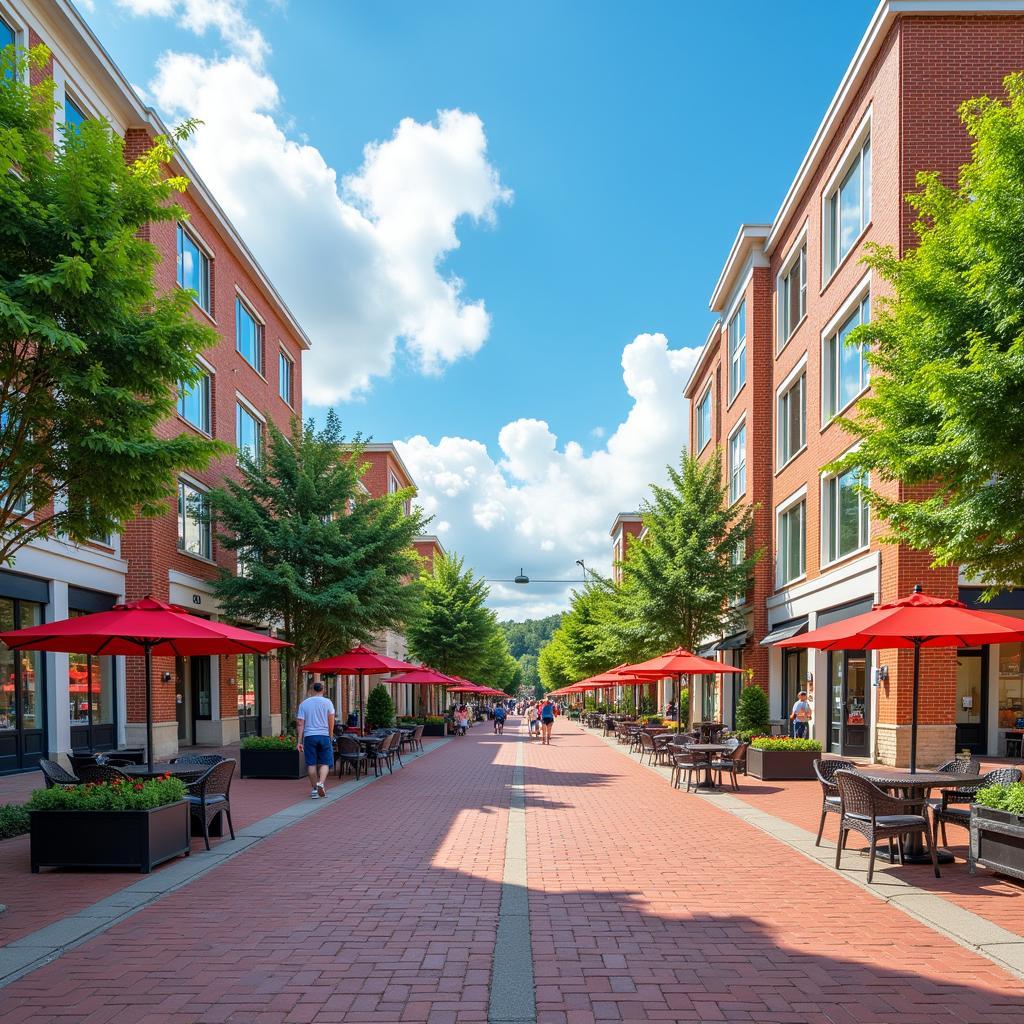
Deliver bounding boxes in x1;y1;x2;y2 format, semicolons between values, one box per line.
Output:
121;762;206;782
679;743;732;790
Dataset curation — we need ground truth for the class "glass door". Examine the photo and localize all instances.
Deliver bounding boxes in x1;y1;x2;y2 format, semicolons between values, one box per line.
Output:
782;649;807;734
955;649;987;753
828;651;870;757
0;598;46;773
237;654;261;738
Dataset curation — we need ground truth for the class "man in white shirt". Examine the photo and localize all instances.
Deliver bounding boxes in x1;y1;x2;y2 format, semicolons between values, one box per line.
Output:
296;681;336;799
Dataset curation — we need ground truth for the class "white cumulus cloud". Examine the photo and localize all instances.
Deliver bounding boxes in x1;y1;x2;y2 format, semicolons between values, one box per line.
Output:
398;333;702;620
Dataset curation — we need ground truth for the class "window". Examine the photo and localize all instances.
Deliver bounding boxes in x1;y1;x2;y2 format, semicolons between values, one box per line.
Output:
727;300;746;400
236;545;254;578
177;225;210;313
825;134;871;278
823;468;869;563
728;424;746;503
236;403;261;465
177;369;211;434
823;294;870;420
1;15;15;52
730;540;746;607
777;499;806;586
696;386;712;452
177;481;211;559
68;611;114;730
236;297;263;373
779;244;806;344
777;372;806;467
388;471;401;494
63;94;85;133
278;350;293;406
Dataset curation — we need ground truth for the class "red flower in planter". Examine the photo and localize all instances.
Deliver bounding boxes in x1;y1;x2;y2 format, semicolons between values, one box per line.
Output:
133;783;144;791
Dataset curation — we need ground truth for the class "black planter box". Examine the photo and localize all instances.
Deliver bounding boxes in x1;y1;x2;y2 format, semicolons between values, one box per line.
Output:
30;800;189;874
422;722;446;737
970;806;1024;881
239;747;306;779
747;747;820;780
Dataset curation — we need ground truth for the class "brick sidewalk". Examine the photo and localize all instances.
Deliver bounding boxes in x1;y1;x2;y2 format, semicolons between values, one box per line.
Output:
525;722;1024;1023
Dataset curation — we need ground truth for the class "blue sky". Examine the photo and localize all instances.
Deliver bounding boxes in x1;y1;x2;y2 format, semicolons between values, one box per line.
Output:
87;0;878;618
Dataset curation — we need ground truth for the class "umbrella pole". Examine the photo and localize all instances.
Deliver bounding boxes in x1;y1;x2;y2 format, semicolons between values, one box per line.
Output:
145;643;154;775
359;670;365;734
910;639;921;773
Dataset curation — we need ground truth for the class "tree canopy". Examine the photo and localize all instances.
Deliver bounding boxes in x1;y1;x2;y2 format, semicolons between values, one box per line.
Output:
0;45;222;563
836;73;1024;593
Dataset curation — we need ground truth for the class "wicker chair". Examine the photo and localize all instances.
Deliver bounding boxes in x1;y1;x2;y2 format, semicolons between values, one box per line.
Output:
932;766;1022;845
812;758;856;846
382;730;402;770
39;758;79;789
334;734;367;779
70;752;99;775
668;744;704;792
364;735;393;777
77;763;129;784
710;742;749;790
171;754;226;767
835;770;939;883
411;724;425;752
936;757;981;776
186;759;236;850
638;731;658;765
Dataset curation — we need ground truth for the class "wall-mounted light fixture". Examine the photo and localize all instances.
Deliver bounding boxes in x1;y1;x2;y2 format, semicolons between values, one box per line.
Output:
161;671;172;683
878;665;890;684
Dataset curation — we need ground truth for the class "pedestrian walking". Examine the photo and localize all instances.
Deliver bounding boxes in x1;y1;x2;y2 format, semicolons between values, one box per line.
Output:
790;690;813;739
296;681;336;799
526;702;539;738
540;698;556;745
493;703;507;734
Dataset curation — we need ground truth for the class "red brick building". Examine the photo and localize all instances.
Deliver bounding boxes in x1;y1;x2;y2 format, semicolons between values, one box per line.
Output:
0;0;308;767
609;514;644;585
683;0;1024;765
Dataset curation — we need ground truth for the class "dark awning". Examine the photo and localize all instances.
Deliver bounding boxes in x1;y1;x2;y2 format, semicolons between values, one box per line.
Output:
760;617;809;646
816;596;875;628
697;642;717;658
715;632;750;651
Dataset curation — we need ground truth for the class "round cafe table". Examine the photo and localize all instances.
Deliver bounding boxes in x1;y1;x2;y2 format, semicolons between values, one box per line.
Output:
120;762;206;783
680;744;732;790
854;769;985;864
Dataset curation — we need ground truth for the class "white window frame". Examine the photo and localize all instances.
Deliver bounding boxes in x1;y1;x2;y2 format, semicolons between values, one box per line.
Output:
822;110;872;284
776;225;808;352
177;477;212;561
235;291;265;375
695;383;713;453
730;539;747;608
0;5;24;74
821;459;870;568
176;223;212;314
821;275;871;426
727;419;746;505
235;394;265;466
727;298;746;403
775;353;808;469
775;485;808;589
278;346;294;407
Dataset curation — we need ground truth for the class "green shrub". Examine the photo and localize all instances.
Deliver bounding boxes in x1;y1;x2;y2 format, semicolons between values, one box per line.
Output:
750;736;822;752
241;734;297;751
735;684;770;735
366;684;396;729
27;776;186;812
975;782;1024;815
425;715;444;725
0;803;30;839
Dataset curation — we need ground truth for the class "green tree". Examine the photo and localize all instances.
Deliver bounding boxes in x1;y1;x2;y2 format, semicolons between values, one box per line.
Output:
835;73;1024;593
735;683;770;736
538;635;574;692
366;683;396;730
0;45;222;563
500;614;563;658
515;652;540;694
479;627;519;693
209;413;426;715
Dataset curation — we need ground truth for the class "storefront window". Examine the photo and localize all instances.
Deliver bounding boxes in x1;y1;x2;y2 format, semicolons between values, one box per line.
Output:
998;643;1024;729
18;602;41;730
0;598;14;731
68;610;114;727
237;654;257;719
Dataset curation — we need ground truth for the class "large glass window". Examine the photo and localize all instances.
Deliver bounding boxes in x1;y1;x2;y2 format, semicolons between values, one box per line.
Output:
728;425;746;503
68;610;114;729
0;598;43;737
1;16;16;53
780;244;806;345
236;403;261;465
823;295;870;420
278;350;294;406
177;225;211;313
998;643;1024;730
728;300;746;400
823;468;869;563
237;653;260;737
777;372;806;467
696;387;712;452
236;298;263;373
777;499;806;586
177;369;211;433
825;134;871;278
177;480;211;559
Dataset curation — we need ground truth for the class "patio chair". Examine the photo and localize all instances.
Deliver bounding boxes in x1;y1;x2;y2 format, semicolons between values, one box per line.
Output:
77;763;130;784
638;731;658;765
935;757;981;776
334;735;367;779
171;754;226;767
812;758;856;846
834;770;940;883
186;758;236;851
668;744;704;792
364;734;393;777
931;766;1022;845
711;742;749;790
382;730;402;770
39;758;79;789
70;752;99;775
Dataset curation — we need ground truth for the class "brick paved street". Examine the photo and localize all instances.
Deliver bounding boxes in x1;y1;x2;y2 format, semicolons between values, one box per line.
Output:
1;721;1024;1022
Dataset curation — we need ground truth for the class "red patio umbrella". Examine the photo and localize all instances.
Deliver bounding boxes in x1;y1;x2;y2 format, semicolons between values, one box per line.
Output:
618;649;744;733
777;584;1024;770
303;646;416;732
0;596;289;773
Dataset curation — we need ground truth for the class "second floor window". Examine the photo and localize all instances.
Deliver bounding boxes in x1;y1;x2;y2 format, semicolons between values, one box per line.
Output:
728;300;746;401
825;134;871;278
177;225;210;313
279;350;294;406
824;468;869;563
779;244;806;344
177;369;211;434
777;372;806;467
63;95;86;134
236;403;261;465
177;481;211;559
728;424;746;504
823;295;870;421
696;387;712;452
1;17;15;52
236;298;263;373
777;499;806;587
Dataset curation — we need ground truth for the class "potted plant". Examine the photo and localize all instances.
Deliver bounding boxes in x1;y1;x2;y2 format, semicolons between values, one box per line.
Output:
28;775;188;873
746;737;822;780
969;781;1024;881
422;715;447;737
239;734;305;779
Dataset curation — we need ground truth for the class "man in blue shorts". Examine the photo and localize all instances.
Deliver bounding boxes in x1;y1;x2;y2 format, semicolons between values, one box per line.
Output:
296;681;336;799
